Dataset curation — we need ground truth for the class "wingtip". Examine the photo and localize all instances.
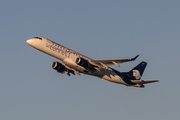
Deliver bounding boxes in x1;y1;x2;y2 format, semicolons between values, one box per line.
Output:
131;54;139;61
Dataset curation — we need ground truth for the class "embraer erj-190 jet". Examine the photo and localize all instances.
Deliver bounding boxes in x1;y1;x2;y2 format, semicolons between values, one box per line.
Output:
27;37;158;88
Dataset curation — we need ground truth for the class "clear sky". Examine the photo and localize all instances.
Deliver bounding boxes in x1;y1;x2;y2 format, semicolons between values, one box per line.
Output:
0;0;180;120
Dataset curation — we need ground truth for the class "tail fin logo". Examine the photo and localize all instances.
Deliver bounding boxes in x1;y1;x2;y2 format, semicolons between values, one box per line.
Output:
133;70;141;80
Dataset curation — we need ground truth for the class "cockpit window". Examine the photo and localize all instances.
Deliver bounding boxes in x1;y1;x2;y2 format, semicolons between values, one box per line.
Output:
34;37;42;40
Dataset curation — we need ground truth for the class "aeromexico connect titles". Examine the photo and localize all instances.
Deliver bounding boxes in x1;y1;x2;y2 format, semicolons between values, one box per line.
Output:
27;37;158;88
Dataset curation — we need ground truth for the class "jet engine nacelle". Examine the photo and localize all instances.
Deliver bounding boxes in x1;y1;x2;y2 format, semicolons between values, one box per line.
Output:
76;57;91;68
51;61;66;72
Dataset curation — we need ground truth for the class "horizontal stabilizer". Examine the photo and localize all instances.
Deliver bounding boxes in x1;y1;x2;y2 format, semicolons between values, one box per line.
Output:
131;80;159;84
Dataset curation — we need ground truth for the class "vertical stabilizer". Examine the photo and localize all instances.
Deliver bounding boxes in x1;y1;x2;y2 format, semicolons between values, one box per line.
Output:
126;61;147;80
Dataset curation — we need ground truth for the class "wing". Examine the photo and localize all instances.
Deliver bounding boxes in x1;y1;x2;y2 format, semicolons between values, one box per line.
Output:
89;54;139;68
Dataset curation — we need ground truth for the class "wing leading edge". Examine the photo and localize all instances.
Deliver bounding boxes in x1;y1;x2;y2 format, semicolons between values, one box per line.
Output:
89;54;139;68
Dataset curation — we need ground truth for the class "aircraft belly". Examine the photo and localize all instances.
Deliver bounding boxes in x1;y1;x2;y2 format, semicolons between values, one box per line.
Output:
93;68;124;84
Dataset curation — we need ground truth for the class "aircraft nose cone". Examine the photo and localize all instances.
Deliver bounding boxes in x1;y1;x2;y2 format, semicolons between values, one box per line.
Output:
26;40;30;44
26;39;32;45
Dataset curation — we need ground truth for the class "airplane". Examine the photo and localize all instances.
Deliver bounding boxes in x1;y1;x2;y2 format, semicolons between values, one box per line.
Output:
26;37;158;88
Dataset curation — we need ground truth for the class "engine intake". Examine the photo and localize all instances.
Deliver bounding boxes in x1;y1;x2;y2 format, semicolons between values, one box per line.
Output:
76;57;90;68
51;61;66;72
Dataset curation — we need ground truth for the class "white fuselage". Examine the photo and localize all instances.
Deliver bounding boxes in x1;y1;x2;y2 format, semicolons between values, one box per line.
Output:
27;37;126;85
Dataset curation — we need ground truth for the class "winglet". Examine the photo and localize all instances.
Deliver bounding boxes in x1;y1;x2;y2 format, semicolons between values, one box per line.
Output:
131;54;139;61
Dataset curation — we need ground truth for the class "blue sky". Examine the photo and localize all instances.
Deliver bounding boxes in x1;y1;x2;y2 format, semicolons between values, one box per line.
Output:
0;0;180;120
